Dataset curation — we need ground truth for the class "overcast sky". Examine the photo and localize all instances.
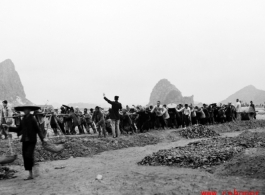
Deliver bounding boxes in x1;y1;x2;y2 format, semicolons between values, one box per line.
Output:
1;0;265;107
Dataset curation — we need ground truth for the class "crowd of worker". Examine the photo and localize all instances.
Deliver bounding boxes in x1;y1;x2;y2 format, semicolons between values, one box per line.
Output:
0;96;258;139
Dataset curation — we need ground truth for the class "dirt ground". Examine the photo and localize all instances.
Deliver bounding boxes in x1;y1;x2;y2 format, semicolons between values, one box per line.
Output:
1;128;265;195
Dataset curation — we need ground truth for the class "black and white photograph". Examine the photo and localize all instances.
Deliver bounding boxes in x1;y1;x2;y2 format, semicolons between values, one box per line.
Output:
0;0;265;194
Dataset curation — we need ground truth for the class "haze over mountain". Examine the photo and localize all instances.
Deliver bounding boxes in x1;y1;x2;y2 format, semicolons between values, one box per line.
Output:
1;1;265;106
149;79;194;105
0;59;32;106
221;85;265;104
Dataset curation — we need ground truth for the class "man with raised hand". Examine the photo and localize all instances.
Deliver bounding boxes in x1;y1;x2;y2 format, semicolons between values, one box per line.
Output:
103;93;122;138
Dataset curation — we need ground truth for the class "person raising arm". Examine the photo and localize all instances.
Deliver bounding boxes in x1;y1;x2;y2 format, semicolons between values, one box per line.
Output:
103;93;122;138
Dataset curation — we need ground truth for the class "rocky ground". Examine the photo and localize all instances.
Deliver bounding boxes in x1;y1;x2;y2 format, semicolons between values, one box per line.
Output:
0;120;265;195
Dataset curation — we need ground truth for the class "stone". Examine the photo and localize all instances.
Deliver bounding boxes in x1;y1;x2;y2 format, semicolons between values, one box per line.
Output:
148;79;194;105
0;59;32;106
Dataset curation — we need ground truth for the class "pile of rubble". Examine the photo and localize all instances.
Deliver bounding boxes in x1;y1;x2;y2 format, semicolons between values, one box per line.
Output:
209;120;265;133
0;166;17;180
214;148;265;179
179;125;220;139
138;131;265;169
0;133;162;165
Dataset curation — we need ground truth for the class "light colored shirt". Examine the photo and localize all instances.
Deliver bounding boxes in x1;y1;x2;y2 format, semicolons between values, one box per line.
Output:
1;106;13;125
191;108;196;117
236;102;241;112
183;107;191;116
176;107;191;116
151;105;166;116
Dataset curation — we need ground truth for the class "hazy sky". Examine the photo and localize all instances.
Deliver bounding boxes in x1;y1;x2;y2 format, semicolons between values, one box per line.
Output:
1;0;265;107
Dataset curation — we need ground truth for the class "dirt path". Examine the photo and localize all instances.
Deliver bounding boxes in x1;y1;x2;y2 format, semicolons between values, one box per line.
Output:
1;130;265;195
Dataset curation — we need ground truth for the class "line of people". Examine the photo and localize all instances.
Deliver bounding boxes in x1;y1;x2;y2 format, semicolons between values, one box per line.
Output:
119;99;256;133
29;94;122;138
0;98;257;139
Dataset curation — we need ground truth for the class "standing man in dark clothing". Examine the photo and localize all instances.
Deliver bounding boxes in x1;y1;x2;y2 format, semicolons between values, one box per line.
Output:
6;105;46;180
148;106;155;129
176;104;184;128
136;107;151;133
167;106;177;128
61;106;71;135
225;103;233;122
103;93;122;138
208;105;214;125
248;101;256;120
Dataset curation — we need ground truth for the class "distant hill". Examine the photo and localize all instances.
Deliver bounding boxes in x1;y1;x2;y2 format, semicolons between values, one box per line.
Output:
68;102;99;109
149;79;194;105
221;85;265;104
0;59;32;106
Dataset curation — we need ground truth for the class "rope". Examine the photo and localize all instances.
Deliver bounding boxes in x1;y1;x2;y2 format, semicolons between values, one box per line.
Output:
2;113;68;119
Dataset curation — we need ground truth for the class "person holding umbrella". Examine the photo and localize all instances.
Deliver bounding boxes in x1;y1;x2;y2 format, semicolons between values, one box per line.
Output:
3;105;47;180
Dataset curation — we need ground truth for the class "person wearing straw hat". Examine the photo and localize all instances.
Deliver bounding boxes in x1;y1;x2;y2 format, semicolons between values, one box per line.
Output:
3;105;47;180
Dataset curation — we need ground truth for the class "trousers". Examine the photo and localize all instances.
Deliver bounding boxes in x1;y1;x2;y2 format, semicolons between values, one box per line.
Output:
236;112;241;121
22;142;36;171
97;123;106;137
0;125;8;139
111;120;120;137
85;122;97;133
157;116;166;129
183;115;190;127
70;124;84;134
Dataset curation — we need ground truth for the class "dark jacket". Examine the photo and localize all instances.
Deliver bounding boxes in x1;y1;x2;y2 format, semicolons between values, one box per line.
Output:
92;111;105;125
9;114;44;143
104;97;122;120
50;115;58;128
203;108;209;118
65;111;80;126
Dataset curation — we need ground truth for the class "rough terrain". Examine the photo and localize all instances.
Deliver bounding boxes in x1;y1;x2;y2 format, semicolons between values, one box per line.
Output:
0;119;265;195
